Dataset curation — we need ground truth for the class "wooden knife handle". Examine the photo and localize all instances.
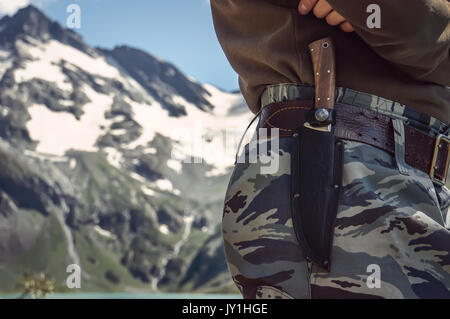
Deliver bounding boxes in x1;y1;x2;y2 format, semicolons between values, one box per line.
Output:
308;37;336;110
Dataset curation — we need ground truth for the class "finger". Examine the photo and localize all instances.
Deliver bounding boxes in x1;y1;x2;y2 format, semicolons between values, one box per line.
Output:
312;0;333;19
325;10;346;26
340;21;355;32
298;0;319;15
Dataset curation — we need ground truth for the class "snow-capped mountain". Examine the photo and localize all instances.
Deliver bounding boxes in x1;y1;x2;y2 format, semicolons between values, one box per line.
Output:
0;5;250;294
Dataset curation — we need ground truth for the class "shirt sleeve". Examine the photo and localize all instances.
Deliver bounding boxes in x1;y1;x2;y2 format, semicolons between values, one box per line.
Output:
327;0;450;86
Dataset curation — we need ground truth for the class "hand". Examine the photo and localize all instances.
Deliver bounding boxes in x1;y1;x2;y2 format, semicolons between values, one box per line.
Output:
298;0;354;33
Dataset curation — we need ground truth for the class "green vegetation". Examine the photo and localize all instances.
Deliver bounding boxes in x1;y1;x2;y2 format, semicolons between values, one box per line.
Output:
0;146;234;295
18;273;55;299
71;228;149;292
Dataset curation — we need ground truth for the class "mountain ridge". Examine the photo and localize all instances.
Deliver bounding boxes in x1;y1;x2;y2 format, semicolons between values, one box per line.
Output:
0;5;91;54
0;5;247;295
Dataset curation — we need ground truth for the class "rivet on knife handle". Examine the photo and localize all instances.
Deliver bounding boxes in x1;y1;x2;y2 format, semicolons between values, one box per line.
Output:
309;37;336;110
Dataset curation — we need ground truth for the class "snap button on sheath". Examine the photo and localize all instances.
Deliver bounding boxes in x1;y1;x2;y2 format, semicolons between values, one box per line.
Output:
315;108;329;122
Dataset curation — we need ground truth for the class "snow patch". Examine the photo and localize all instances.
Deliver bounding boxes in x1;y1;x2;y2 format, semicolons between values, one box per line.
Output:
143;148;157;155
69;158;77;169
111;115;127;123
183;216;194;224
167;159;182;173
59;100;73;107
103;147;123;168
14;38;139;92
153;178;180;195
0;49;12;80
94;225;116;239
94;78;106;86
0;106;10;117
206;167;228;177
159;225;170;235
26;86;114;156
202;83;245;116
15;40;72;91
124;90;251;175
109;128;128;136
15;36;252;176
141;186;156;197
130;172;147;183
154;179;173;191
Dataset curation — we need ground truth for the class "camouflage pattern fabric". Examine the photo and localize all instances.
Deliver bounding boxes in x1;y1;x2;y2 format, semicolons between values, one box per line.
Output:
223;85;450;299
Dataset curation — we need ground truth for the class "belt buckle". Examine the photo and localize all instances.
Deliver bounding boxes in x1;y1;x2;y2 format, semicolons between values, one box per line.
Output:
430;134;450;186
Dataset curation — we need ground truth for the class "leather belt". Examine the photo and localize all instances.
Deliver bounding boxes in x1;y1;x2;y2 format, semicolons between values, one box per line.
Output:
258;99;450;185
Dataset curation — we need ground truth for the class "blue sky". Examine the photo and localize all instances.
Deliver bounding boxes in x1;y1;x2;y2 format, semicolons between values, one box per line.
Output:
1;0;239;92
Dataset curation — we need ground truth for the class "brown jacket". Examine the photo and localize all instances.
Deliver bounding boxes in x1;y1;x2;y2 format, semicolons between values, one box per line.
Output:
211;0;450;123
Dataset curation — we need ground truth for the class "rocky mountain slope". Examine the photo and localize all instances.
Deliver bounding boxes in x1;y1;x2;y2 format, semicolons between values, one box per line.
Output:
0;5;249;294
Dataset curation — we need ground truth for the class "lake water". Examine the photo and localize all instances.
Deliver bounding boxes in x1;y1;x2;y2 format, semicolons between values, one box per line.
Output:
1;292;242;299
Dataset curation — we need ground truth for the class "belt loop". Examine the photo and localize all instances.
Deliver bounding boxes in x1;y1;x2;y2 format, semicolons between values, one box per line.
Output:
392;118;410;176
335;87;345;103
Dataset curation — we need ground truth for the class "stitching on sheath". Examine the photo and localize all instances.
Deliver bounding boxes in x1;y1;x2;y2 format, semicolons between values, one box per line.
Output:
266;122;293;132
265;106;310;131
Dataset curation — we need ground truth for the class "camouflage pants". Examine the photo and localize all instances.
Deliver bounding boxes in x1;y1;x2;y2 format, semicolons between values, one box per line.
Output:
223;85;450;299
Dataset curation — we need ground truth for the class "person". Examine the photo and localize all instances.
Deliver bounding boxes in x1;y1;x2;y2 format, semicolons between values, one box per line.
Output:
211;0;450;299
